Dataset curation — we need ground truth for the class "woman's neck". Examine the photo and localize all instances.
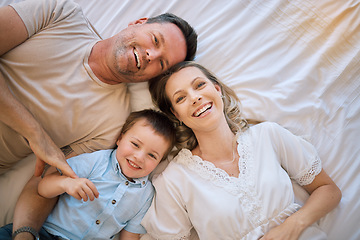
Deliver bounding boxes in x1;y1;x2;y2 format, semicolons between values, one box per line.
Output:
193;124;236;164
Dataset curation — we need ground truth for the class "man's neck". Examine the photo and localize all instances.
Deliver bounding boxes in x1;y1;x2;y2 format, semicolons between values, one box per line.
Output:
88;40;123;85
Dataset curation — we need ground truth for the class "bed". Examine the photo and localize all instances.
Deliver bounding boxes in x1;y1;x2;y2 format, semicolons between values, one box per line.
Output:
1;0;359;239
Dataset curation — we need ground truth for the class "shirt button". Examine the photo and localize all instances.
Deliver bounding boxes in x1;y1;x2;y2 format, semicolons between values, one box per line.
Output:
125;181;129;185
96;220;100;225
112;199;116;204
142;181;146;185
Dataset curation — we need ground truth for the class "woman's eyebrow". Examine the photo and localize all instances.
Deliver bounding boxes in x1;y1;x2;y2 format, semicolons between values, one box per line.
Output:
172;77;202;97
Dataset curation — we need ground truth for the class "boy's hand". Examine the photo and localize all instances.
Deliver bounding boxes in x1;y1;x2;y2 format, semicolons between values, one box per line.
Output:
64;178;99;201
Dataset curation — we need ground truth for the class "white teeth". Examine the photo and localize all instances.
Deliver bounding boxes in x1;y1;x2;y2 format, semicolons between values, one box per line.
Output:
128;160;140;169
134;49;141;68
194;103;212;117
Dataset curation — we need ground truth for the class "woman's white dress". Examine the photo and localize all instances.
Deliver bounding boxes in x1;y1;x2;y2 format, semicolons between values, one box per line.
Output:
141;122;327;240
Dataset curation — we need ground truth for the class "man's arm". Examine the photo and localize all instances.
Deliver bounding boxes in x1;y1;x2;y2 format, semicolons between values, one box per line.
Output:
0;5;27;55
12;146;78;240
0;5;76;178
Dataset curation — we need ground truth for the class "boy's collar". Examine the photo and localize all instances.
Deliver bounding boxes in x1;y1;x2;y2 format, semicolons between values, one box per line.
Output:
111;149;149;186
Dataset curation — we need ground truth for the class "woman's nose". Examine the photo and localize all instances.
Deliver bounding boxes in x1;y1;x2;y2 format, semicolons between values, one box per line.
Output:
192;96;201;105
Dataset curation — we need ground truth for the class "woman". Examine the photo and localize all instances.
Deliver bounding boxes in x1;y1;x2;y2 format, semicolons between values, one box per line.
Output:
141;61;341;240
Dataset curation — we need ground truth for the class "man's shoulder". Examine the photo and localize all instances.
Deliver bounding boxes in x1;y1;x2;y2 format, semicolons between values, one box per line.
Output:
11;0;82;27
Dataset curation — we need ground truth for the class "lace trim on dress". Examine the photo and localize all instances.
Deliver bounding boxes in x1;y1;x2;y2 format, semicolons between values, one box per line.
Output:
142;228;192;240
174;131;267;226
293;156;322;186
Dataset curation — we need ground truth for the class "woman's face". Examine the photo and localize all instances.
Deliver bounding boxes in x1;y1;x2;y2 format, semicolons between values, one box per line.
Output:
165;66;224;132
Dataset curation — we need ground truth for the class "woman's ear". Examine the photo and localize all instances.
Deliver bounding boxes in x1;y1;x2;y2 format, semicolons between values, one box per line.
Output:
171;108;181;122
128;17;148;26
215;84;222;96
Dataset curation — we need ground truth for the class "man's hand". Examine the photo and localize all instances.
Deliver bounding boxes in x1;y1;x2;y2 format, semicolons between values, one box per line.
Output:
28;128;78;178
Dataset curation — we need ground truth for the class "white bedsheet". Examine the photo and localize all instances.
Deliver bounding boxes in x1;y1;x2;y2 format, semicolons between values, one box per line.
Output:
1;0;359;239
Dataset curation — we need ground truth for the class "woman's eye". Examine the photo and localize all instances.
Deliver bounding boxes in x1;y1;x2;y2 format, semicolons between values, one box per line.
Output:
175;96;185;103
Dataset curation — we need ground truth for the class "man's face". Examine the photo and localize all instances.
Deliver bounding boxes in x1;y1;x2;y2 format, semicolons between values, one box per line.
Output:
111;20;187;83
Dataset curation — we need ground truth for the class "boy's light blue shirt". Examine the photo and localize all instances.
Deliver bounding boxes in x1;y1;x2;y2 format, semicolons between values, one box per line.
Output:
43;149;154;240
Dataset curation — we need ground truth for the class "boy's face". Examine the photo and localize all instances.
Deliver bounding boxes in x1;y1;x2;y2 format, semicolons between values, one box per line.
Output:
116;119;170;181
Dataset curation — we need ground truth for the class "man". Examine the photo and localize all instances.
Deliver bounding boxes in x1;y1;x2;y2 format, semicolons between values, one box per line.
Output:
0;0;197;238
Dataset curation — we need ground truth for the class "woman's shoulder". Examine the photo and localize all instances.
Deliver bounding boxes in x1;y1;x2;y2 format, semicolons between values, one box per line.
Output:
152;149;193;184
245;121;282;135
160;149;194;173
251;121;281;129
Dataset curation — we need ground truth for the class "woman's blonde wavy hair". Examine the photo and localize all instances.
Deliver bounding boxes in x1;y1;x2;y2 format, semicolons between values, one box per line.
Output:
149;61;250;151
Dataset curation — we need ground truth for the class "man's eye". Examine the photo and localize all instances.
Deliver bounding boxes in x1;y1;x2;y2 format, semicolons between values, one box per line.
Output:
160;60;164;70
196;82;205;88
154;36;159;45
132;142;139;147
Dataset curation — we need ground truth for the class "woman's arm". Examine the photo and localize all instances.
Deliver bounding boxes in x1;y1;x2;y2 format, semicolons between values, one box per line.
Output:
261;169;341;240
118;229;140;240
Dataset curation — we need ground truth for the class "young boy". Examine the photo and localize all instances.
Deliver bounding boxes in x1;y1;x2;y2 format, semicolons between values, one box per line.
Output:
35;109;176;240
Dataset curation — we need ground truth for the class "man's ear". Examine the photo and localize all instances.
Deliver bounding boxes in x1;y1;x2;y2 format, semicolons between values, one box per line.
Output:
128;17;148;26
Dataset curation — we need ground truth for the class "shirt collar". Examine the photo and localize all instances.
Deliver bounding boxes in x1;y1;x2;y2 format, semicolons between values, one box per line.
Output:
110;149;149;187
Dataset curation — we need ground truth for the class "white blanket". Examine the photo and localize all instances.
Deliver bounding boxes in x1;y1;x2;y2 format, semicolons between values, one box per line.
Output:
1;0;359;239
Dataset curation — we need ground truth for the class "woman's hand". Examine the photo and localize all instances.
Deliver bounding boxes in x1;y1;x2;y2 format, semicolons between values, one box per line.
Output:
259;217;303;240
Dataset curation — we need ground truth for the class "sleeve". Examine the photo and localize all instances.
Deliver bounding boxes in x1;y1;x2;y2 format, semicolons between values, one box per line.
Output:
69;137;118;156
141;168;193;240
266;122;322;186
10;0;80;38
124;191;154;234
65;152;99;178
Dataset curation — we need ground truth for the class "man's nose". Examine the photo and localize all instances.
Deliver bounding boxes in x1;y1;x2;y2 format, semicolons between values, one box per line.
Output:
146;48;161;63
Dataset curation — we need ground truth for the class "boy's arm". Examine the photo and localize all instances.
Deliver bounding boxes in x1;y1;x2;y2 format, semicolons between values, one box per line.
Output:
118;229;140;240
38;170;99;201
12;147;77;239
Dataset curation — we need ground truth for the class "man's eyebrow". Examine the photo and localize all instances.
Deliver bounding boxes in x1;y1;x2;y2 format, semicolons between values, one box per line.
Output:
158;31;165;46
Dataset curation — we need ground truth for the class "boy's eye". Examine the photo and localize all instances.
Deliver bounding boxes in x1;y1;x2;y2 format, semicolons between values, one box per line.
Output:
148;153;157;160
